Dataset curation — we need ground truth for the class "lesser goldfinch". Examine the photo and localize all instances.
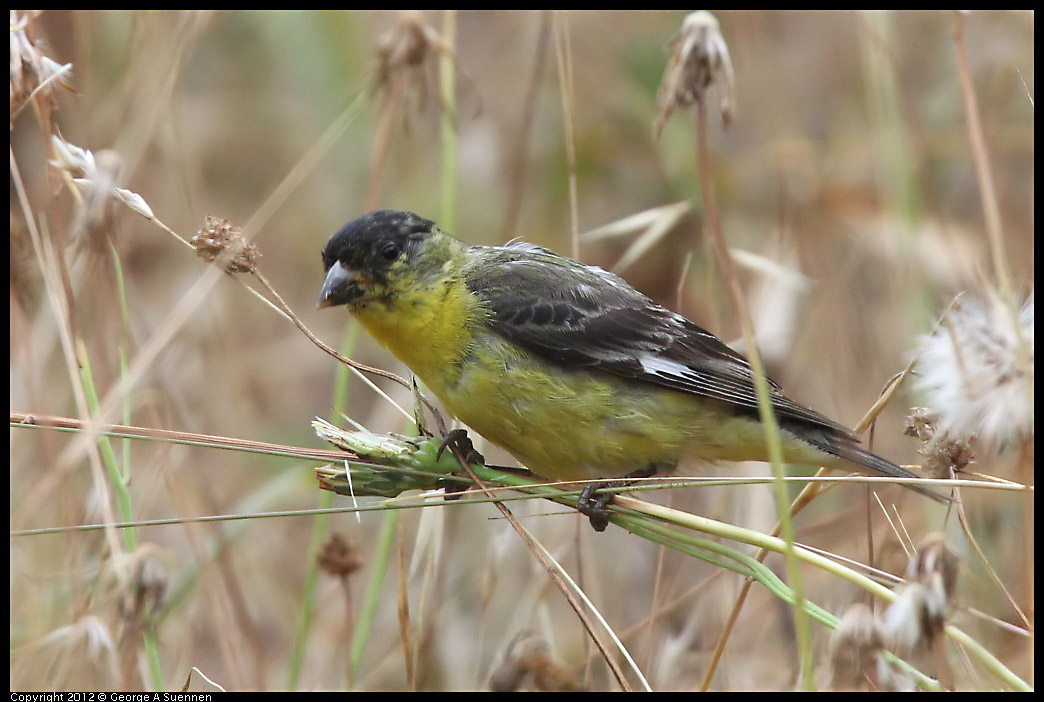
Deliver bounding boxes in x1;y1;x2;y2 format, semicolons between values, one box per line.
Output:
318;210;940;527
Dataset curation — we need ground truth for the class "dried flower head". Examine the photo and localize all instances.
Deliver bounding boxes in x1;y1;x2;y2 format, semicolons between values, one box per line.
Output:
655;10;735;136
904;407;977;478
10;10;73;123
317;533;362;579
49;134;100;186
923;434;977;479
915;287;1033;455
883;533;958;654
101;543;169;643
39;615;116;666
47;136;149;250
829;604;884;691
903;407;940;443
118;547;169;632
907;533;959;605
372;10;449;117
49;135;158;229
191;216;259;274
489;631;584;692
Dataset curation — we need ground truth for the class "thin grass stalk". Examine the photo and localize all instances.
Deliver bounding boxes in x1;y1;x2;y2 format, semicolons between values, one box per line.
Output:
553;11;580;259
951;11;1034;681
349;508;399;687
109;248;167;690
78;339;169;690
438;444;638;691
693;98;813;690
396;527;417;690
110;247;133;487
439;10;457;231
286;322;362;690
502;11;551;241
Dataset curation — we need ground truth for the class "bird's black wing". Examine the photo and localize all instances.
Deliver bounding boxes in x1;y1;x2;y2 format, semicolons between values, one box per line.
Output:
465;243;857;438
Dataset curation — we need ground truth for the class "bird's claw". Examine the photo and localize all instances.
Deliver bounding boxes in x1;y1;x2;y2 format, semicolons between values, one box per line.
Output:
436;428;485;501
436;428;485;466
576;467;659;532
577;482;618;532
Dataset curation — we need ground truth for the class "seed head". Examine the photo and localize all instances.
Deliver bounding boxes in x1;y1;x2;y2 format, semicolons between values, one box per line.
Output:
915;287;1033;454
655;11;735;135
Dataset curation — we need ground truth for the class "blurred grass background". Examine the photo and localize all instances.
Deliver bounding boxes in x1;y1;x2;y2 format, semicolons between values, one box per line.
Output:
10;10;1033;691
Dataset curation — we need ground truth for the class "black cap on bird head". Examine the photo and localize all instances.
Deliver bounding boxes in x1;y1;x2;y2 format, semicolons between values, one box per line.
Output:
317;210;436;308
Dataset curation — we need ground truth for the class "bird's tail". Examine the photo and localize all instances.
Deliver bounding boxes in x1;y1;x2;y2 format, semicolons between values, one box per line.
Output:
810;431;951;504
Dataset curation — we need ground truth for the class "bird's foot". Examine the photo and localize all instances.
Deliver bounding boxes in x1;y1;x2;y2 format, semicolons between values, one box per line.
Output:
576;467;659;532
577;482;619;532
437;428;485;501
436;428;485;465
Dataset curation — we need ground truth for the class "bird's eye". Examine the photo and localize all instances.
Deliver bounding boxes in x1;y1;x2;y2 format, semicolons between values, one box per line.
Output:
380;242;402;261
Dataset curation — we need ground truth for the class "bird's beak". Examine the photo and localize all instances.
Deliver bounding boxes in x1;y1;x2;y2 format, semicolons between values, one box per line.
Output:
317;261;363;309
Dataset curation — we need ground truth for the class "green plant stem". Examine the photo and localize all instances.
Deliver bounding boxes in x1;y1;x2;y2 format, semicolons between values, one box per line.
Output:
77;338;165;690
288;321;361;690
349;509;399;686
693;100;813;689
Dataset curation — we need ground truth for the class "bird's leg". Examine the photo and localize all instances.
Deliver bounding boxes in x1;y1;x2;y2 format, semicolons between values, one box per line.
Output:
436;428;486;500
576;466;659;532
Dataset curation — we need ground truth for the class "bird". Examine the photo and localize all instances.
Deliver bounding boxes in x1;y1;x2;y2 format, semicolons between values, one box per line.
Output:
317;209;942;529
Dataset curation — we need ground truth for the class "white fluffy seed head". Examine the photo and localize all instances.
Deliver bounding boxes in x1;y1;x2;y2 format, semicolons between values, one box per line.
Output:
915;287;1033;454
